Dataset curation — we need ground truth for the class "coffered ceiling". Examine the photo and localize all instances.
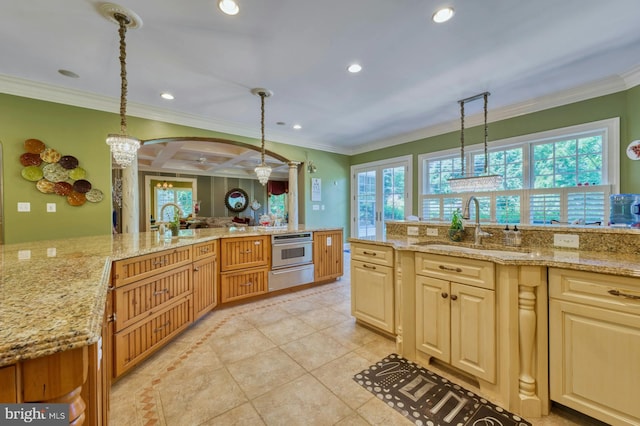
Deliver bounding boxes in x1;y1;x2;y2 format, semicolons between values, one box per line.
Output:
2;0;640;173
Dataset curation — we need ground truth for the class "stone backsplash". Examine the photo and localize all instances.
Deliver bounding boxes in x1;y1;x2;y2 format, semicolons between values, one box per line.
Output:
386;221;640;254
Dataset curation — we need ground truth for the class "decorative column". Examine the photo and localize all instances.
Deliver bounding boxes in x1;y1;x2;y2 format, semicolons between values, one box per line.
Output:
120;160;139;234
287;161;300;229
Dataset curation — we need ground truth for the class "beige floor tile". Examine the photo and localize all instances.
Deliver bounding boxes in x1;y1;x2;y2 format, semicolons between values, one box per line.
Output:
333;413;371;426
352;334;398;364
157;366;247;425
206;313;257;339
320;319;384;351
252;374;353;426
280;332;351;371
241;306;292;327
356;397;414;426
226;347;306;399
297;306;352;330
311;352;376;410
279;299;322;316
207;327;276;364
199;402;266;425
330;300;353;317
257;315;316;345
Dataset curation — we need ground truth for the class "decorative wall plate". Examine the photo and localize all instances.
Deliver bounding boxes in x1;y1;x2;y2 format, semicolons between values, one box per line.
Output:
627;140;640;160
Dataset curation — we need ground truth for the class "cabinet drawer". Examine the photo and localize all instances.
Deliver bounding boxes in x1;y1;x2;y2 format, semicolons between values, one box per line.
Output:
193;240;218;261
113;265;192;332
351;243;394;267
220;268;268;303
113;246;192;287
415;253;494;290
220;236;270;272
549;268;640;315
114;295;192;377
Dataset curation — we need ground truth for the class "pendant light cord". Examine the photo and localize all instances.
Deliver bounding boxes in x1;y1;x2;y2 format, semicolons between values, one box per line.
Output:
459;100;465;175
115;13;130;135
483;92;489;175
260;92;266;164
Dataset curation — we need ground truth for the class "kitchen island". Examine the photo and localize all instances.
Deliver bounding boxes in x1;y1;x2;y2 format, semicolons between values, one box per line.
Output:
0;225;343;425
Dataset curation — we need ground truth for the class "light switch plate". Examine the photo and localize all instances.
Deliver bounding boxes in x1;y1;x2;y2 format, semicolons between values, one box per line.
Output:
554;234;579;248
407;226;419;236
312;204;320;211
47;203;56;212
17;202;30;212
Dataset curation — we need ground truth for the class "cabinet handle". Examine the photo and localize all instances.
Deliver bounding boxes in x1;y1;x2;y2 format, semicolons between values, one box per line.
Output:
363;251;377;256
608;289;640;300
200;248;209;254
153;260;165;266
363;264;377;270
450;294;458;301
154;288;169;296
153;321;171;333
193;266;200;272
241;250;252;254
439;265;462;273
441;292;448;299
240;282;253;287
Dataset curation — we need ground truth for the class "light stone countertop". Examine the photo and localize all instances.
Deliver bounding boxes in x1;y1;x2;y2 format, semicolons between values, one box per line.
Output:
0;225;341;367
349;236;640;278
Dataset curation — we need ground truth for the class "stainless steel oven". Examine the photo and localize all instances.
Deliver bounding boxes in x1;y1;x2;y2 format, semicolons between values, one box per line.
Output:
269;232;314;291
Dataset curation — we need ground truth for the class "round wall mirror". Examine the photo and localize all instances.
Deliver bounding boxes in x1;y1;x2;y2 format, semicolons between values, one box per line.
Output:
224;188;249;212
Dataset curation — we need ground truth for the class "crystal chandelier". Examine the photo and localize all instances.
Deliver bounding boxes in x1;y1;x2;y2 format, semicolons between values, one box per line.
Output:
156;181;173;190
448;92;503;192
252;88;273;185
104;5;141;168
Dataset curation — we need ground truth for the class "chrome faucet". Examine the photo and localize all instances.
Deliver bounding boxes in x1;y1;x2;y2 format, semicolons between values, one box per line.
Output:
462;196;492;245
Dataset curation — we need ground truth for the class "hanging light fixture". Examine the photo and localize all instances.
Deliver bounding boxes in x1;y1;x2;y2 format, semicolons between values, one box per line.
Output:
156;181;173;190
102;4;142;168
448;92;503;192
251;88;273;185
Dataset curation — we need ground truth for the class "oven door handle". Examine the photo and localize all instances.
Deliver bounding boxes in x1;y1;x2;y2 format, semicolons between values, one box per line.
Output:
273;241;312;248
270;264;313;274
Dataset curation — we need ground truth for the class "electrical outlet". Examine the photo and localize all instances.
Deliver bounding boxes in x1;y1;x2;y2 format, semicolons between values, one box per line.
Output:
17;202;30;212
312;204;320;211
426;228;438;236
47;203;56;212
47;248;57;257
407;226;419;236
553;234;579;248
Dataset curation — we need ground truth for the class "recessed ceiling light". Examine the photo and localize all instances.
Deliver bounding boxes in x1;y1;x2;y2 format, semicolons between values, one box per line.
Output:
432;7;454;23
347;63;362;73
218;0;239;15
293;124;302;130
160;92;175;100
58;69;79;78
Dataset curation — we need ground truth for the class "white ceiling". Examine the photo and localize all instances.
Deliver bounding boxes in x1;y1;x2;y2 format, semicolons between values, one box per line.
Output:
2;0;640;163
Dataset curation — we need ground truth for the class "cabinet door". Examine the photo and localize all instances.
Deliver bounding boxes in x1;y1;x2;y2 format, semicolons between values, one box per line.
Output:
550;299;640;424
416;275;450;362
220;236;270;272
351;259;394;333
193;254;218;320
313;230;344;282
0;365;17;402
450;282;495;383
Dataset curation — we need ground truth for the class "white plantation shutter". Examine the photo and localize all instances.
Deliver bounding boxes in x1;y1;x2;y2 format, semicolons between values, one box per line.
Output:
529;192;561;224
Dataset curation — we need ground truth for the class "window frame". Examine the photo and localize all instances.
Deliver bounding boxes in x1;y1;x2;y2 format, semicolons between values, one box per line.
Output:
418;118;619;223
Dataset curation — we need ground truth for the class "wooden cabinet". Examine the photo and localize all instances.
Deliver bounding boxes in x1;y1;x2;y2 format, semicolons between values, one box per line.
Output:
415;253;495;383
220;235;270;272
220;235;270;303
112;247;194;378
193;240;218;320
0;365;17;403
351;242;395;333
549;268;640;425
313;229;343;282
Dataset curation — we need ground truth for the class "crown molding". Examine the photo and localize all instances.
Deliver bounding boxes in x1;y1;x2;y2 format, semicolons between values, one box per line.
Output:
349;73;630;155
0;74;348;155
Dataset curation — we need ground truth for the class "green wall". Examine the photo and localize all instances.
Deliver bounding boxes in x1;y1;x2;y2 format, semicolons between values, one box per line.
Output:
351;90;640;216
0;93;351;244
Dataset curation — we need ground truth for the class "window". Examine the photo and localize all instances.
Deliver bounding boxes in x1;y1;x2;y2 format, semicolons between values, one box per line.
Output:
156;188;193;221
419;118;619;225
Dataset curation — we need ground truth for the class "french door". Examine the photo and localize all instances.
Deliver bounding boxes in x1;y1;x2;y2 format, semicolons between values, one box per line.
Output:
351;155;412;239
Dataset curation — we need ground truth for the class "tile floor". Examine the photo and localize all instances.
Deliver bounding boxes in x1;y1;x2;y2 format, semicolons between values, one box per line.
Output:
110;253;605;426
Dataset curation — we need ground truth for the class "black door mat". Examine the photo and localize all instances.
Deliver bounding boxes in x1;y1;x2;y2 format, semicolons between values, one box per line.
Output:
353;354;531;426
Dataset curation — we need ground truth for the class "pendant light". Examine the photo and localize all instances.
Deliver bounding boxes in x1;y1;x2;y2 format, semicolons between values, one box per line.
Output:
448;92;502;192
252;88;273;185
102;4;142;168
